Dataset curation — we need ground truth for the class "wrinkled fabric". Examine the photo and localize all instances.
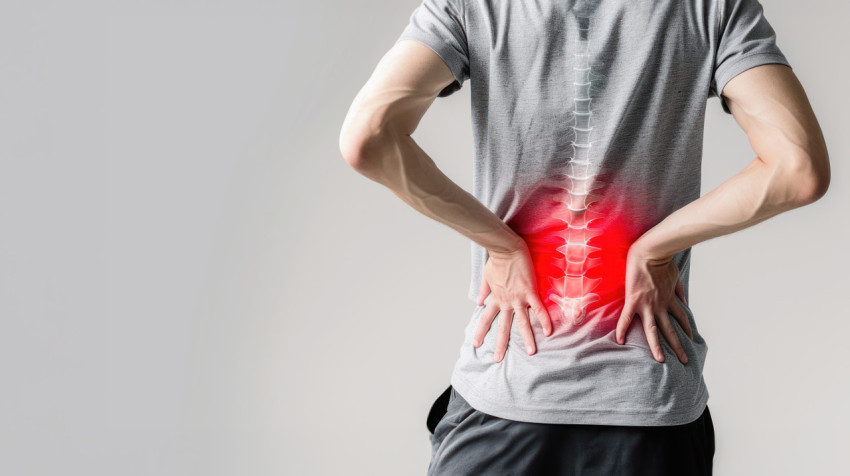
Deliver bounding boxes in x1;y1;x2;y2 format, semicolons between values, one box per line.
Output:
397;0;790;426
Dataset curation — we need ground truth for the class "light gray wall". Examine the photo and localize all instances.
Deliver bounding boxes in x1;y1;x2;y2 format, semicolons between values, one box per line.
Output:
0;1;846;475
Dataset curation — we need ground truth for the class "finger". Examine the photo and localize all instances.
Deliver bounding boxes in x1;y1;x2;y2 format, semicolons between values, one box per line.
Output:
473;302;499;348
669;299;694;341
657;310;688;364
494;308;514;363
527;293;553;336
477;278;491;307
514;306;537;355
616;301;635;345
675;277;687;306
641;308;665;362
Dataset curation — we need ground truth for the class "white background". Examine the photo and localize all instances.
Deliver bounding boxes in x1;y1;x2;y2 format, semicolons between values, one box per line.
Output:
1;1;846;474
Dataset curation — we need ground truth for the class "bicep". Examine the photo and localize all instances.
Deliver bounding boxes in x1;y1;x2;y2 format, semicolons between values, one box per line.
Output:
343;39;457;139
722;64;828;172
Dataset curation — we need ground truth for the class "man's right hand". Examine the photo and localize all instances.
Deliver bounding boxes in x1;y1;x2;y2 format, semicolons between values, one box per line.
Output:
615;245;694;364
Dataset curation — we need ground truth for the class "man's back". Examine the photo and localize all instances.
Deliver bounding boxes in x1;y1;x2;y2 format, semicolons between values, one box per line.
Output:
393;0;789;426
342;0;829;471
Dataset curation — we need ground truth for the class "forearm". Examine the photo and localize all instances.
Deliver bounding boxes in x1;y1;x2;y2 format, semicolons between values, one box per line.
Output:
632;155;820;261
347;129;525;255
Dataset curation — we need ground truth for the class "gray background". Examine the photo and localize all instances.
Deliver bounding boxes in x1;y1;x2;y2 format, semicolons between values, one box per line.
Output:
0;1;846;475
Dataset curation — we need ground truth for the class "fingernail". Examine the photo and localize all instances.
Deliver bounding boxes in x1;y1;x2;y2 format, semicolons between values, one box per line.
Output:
526;345;534;354
494;353;501;362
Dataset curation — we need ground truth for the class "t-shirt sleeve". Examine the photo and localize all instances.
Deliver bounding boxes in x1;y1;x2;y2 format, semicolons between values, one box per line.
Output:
395;0;471;97
710;0;792;114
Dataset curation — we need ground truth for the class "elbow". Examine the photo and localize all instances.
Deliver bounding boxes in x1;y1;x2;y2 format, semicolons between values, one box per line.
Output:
785;152;831;206
339;124;370;172
339;113;391;173
796;172;830;205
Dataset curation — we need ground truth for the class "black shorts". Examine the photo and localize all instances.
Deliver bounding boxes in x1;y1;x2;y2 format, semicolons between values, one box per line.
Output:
426;385;715;476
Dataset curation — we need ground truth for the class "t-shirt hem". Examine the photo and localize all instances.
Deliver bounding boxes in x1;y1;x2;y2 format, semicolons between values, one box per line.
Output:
450;370;710;427
715;52;791;96
715;52;791;113
395;33;466;89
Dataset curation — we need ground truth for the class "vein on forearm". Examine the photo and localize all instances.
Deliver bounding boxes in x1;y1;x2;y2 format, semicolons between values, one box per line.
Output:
356;129;522;254
636;156;809;260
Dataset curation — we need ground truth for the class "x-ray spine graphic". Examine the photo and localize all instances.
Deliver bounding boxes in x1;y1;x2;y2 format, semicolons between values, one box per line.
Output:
547;8;606;325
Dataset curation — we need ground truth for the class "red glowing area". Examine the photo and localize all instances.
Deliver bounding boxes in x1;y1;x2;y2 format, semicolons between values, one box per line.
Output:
506;179;650;328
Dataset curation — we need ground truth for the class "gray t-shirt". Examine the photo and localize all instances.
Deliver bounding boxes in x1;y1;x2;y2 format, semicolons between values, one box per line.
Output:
396;0;791;426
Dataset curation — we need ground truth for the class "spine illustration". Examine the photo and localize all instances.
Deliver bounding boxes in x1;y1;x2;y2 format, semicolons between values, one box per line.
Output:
547;10;604;325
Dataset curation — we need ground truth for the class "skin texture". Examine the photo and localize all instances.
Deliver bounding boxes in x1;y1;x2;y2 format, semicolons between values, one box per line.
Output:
340;39;831;364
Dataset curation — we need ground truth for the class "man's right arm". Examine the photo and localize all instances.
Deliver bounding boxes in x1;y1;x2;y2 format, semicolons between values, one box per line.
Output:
615;63;831;360
630;63;831;263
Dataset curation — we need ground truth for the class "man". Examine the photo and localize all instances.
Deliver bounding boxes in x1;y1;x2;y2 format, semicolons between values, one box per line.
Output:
339;0;830;474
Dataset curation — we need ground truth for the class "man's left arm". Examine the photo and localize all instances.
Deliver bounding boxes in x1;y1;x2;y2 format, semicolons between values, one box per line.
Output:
338;39;524;256
339;39;553;359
